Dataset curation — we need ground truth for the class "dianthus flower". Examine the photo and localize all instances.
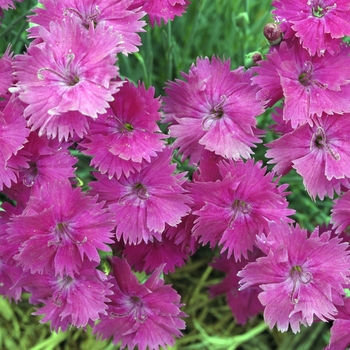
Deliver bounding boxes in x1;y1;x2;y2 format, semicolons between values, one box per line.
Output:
266;113;350;200
28;0;146;55
238;221;350;333
12;16;123;140
252;40;350;127
7;180;115;277
272;0;350;56
189;159;294;260
163;56;265;164
17;260;112;331
123;233;189;274
0;95;30;190
17;131;77;189
80;80;166;179
209;249;264;325
326;297;350;350
331;189;350;233
0;0;22;10
140;0;190;26
0;45;13;95
89;148;192;244
93;257;186;350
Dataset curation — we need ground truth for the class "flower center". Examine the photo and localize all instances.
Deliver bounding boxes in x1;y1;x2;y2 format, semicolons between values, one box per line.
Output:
48;222;87;246
22;161;39;187
110;295;148;323
298;61;313;86
64;6;101;29
310;126;340;160
37;53;80;87
228;199;252;228
289;265;313;304
202;95;227;130
118;183;150;206
309;0;336;18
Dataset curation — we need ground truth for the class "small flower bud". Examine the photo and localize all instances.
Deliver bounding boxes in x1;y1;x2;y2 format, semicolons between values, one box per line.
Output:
244;51;263;68
264;23;282;45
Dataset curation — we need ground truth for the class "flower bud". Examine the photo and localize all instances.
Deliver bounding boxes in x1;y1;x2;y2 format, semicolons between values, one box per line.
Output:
264;23;282;45
244;51;263;68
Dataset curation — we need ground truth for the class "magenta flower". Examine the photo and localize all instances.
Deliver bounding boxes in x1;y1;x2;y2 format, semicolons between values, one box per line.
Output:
331;190;350;233
272;0;350;56
80;80;167;179
17;131;77;189
0;45;13;95
189;159;294;260
252;40;350;128
17;260;112;331
123;233;189;274
163;56;265;164
326;297;350;350
89;148;192;244
0;95;30;190
238;221;350;333
93;257;186;350
209;249;264;325
7;180;115;277
12;17;123;140
0;0;22;10
266;113;350;200
28;0;146;55
141;0;190;26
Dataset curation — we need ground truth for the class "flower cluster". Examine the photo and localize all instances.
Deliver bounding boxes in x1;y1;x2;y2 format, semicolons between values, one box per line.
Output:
2;0;350;349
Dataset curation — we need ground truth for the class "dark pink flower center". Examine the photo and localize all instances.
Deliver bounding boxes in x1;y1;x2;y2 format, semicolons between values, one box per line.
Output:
106;115;135;137
22;161;38;187
289;265;313;304
54;275;74;306
298;61;313;86
111;295;148;323
310;127;340;160
202;95;227;130
48;222;87;246
119;183;150;205
37;53;80;87
228;199;252;228
64;6;100;29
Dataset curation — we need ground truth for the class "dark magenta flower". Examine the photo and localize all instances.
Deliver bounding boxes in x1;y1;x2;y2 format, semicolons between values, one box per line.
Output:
163;56;265;164
12;16;123;140
80;80;167;179
28;0;146;55
89;148;192;244
17;260;112;331
266;113;350;200
272;0;350;56
189;159;294;260
93;257;186;350
252;40;350;127
238;222;350;333
7;180;115;277
0;45;13;95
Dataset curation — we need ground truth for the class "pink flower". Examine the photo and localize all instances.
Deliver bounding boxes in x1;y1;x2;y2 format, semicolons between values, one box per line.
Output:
0;0;22;10
93;257;186;350
266;113;350;200
326;297;350;350
163;56;265;164
80;80;167;179
17;261;112;331
123;233;189;274
0;45;13;95
141;0;190;26
272;0;350;56
252;40;350;127
28;0;146;55
331;190;350;233
17;131;77;189
238;222;350;333
89;148;192;244
12;17;123;140
189;159;294;260
7;180;115;277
